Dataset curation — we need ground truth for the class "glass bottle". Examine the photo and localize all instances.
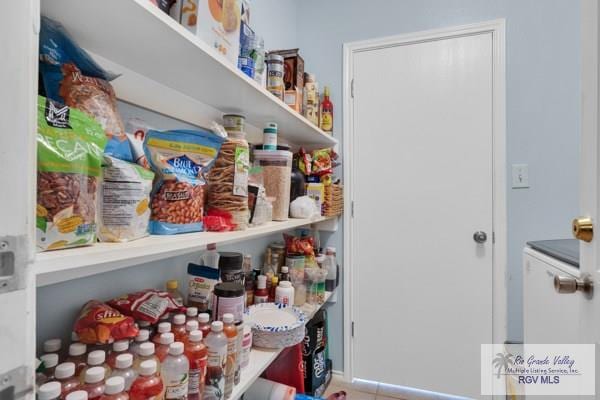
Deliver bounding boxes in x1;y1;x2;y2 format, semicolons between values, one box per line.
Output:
110;354;137;391
161;343;189;400
66;343;88;376
107;341;131;370
319;86;334;132
222;315;237;399
156;333;174;363
39;381;62;400
171;314;187;343
133;343;160;374
55;362;81;399
166;280;184;307
278;266;290;282
185;330;207;400
80;351;111;384
268;276;279;302
129;360;164;400
81;367;105;400
203;322;227;400
99;377;128;400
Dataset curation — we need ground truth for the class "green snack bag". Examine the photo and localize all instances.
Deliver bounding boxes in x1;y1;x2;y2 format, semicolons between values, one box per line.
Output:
36;96;107;251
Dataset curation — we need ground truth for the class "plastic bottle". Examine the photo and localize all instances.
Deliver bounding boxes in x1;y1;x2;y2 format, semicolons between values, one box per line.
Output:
39;381;62;400
152;322;172;345
66;390;88;400
278;266;290;282
203;321;227;400
107;341;131;370
262;122;278;151
185;321;199;343
41;353;59;381
242;255;254;307
268;276;279;302
81;366;105;399
43;338;63;361
130;330;150;357
166;280;184;307
129;360;164;400
252;35;266;86
222;315;237;399
156;333;174;362
161;342;189;400
202;244;220;268
185;330;207;400
99;377;128;400
66;343;88;376
275;281;295;306
132;343;160;375
324;247;338;291
171;314;187;343
253;276;268;304
186;307;198;322
110;354;137;391
80;351;111;384
55;362;81;399
197;314;211;341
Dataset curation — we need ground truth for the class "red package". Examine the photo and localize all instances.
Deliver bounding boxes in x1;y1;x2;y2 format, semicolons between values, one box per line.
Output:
108;289;183;324
204;209;237;232
284;233;315;256
74;300;138;345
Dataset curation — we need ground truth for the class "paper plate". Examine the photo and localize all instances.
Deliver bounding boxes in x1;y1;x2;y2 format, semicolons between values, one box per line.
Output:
245;303;306;348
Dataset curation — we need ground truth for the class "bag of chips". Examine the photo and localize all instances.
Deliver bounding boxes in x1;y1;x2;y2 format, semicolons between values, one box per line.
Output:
73;300;138;345
108;289;184;324
284;233;317;267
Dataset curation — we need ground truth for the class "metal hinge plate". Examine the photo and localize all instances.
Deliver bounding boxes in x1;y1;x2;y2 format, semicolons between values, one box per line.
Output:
351;201;355;218
351;79;355;98
0;235;28;294
351;321;355;337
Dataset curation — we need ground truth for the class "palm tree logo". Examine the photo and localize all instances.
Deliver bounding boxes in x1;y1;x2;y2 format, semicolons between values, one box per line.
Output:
492;352;514;378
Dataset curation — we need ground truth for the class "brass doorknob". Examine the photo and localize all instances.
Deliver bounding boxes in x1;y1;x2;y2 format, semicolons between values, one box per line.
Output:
572;217;593;242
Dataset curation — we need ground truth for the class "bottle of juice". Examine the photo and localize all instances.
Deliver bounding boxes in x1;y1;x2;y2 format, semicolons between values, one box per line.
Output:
41;353;59;381
110;354;137;391
197;314;211;340
156;333;174;362
130;330;150;358
161;342;189;400
185;331;207;400
99;377;128;400
55;362;81;399
203;322;227;400
253;276;268;304
185;321;199;344
186;307;198;322
43;338;63;361
222;314;237;399
66;343;88;376
133;343;160;375
107;341;132;370
80;351;111;384
166;280;184;307
152;322;172;345
81;367;105;400
129;360;164;400
66;390;88;400
171;314;187;343
39;381;62;400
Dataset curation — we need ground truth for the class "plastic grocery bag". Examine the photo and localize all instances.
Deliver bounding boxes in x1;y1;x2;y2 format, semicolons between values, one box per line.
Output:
290;196;320;219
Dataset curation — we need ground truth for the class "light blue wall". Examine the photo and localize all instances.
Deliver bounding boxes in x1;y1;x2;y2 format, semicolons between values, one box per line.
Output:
293;0;581;370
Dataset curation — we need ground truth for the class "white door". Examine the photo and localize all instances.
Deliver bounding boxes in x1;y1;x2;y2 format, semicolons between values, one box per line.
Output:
347;25;503;399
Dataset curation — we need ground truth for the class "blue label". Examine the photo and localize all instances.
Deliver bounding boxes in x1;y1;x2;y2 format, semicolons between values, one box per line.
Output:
166;155;201;179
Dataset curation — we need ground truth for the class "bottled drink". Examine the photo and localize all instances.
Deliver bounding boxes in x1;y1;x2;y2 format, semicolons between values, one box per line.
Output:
185;321;199;344
81;366;105;399
107;341;131;370
268;276;279;302
166;280;185;307
39;381;62;400
324;247;338;291
66;343;88;376
203;322;227;400
152;322;172;345
132;342;160;375
161;342;189;400
253;276;268;304
110;354;137;391
185;330;207;400
242;255;254;307
222;314;237;399
202;244;220;268
171;314;187;343
55;362;81;399
130;330;150;357
197;314;211;341
43;338;63;361
80;351;111;384
66;390;88;400
186;307;198;322
156;333;175;362
41;353;59;381
129;360;164;400
278;266;289;283
99;377;128;400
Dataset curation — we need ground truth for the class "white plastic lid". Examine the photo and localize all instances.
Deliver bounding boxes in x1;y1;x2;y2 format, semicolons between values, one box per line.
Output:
112;340;129;352
279;281;292;288
222;313;234;324
138;342;155;356
115;353;133;369
135;329;150;342
38;381;61;400
137;320;151;328
43;338;62;353
186;320;199;332
253;149;292;161
159;332;174;345
188;330;203;342
55;362;76;379
168;342;184;356
84;366;105;384
186;307;198;317
65;390;88;400
173;314;186;325
211;321;223;332
104;377;125;395
139;360;157;376
198;313;210;323
257;275;267;288
281;266;289;273
40;353;59;368
69;343;86;356
87;350;105;366
157;322;171;333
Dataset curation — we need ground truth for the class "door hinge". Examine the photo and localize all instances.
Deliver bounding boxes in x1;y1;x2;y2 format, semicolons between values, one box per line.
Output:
350;79;355;98
351;321;355;337
492;231;496;244
351;201;355;218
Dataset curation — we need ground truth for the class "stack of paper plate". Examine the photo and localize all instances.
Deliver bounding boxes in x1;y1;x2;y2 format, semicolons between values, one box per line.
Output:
244;303;307;349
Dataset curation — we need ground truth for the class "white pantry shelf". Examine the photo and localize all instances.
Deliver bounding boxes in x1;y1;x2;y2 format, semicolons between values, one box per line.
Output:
40;0;337;149
35;216;335;287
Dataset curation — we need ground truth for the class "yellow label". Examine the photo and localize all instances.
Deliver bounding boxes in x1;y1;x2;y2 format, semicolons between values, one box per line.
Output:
146;138;217;157
47;240;69;250
56;216;84;234
36;204;48;218
321;112;333;131
136;198;149;215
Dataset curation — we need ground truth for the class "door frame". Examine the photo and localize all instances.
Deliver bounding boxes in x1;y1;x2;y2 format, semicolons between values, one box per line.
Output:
342;19;507;386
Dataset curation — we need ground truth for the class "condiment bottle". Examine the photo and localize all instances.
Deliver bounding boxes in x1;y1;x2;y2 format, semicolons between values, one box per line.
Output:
166;280;184;307
186;307;199;322
55;362;81;399
43;338;63;361
278;266;290;282
242;255;254;307
204;321;227;399
110;354;137;391
171;314;187;343
319;86;334;132
185;330;207;400
197;313;211;340
161;342;189;400
268;276;279;302
81;366;105;400
275;281;295;306
39;381;62;400
99;377;128;400
41;353;59;381
129;360;164;400
107;341;131;370
130;330;150;357
80;351;111;384
222;314;238;399
152;322;171;345
66;343;88;376
132;343;160;374
254;275;269;304
156;332;174;362
202;243;220;268
66;390;88;400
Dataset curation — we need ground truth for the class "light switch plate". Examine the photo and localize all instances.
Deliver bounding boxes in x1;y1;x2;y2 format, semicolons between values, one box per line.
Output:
512;164;529;188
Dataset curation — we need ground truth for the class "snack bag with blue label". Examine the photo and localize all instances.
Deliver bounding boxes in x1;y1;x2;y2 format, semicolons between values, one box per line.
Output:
144;129;223;234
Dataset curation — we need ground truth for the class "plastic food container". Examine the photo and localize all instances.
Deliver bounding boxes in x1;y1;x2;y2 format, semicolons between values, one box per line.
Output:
253;150;293;221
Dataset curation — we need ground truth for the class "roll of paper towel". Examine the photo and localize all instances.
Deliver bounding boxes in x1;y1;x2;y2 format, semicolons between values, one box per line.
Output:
244;378;296;400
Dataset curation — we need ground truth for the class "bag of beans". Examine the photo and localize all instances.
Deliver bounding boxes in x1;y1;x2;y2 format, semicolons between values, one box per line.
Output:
144;129;223;234
36;96;107;251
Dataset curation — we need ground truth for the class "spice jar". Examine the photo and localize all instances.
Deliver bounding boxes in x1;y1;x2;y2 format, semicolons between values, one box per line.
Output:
219;252;244;284
212;282;245;322
253;150;293;221
266;54;284;100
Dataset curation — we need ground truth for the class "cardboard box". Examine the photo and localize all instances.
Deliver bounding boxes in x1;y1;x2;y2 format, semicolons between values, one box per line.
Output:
307;183;325;214
303;309;327;357
270;49;305;92
284;88;302;112
303;347;327;395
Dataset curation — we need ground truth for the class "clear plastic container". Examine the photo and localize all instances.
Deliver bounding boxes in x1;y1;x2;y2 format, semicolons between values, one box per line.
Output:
81;367;105;399
197;313;211;341
107;341;131;370
161;342;189;400
204;322;228;399
99;377;128;400
156;332;174;362
43;338;63;361
253;150;293;221
66;343;88;376
186;307;199;322
55;362;81;399
79;351;111;384
152;322;171;345
130;329;150;357
222;314;238;399
185;330;207;400
171;314;187;343
132;343;160;374
129;360;163;400
306;268;328;305
166;280;184;307
110;354;137;391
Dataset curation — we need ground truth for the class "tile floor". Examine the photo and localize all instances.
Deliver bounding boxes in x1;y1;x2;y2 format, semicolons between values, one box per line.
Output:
323;374;407;400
